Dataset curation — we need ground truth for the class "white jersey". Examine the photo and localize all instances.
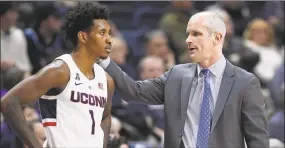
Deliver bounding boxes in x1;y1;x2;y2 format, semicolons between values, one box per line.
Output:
38;54;108;148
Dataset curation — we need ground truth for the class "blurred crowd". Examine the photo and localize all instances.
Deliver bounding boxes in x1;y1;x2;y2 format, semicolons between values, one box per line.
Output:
0;1;284;148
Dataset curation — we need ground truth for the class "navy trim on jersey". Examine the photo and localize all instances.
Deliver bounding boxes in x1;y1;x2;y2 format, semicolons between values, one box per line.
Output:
39;98;57;119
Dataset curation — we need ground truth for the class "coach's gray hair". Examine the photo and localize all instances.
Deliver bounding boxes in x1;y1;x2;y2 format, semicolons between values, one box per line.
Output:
209;9;231;22
190;11;226;38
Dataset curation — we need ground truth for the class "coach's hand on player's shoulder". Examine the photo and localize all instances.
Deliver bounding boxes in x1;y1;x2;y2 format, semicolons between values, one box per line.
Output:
96;56;111;70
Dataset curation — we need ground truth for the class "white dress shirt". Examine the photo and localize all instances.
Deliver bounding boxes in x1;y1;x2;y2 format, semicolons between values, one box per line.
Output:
182;56;226;148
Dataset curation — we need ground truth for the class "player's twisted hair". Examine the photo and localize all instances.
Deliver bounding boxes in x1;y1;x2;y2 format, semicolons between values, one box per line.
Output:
63;2;110;47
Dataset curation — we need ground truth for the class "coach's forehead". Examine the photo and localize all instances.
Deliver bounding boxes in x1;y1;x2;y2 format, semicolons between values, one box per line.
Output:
187;16;208;32
188;12;212;26
187;12;216;32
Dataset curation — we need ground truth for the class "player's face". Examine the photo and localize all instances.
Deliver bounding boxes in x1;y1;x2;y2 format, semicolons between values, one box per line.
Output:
185;19;215;63
86;19;112;59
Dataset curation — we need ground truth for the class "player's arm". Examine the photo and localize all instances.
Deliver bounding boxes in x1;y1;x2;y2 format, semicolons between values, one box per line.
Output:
0;60;69;148
101;73;114;148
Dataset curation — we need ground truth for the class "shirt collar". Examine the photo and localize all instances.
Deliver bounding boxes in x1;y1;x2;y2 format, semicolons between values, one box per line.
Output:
197;55;226;78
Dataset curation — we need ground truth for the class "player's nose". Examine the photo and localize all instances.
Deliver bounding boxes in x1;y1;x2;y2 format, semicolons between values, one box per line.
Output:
106;35;112;44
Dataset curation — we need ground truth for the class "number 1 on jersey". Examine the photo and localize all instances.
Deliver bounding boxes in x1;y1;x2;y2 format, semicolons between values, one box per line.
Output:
89;110;95;135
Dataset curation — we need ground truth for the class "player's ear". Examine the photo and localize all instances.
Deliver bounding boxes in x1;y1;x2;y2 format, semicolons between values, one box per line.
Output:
78;31;88;44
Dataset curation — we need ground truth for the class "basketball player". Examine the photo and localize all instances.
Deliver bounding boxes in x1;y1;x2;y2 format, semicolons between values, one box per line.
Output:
1;2;114;148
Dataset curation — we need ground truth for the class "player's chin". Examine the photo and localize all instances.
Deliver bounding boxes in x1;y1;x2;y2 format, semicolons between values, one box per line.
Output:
99;54;109;60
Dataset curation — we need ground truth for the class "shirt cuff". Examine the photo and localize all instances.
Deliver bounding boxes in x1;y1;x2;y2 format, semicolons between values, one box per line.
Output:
97;56;110;70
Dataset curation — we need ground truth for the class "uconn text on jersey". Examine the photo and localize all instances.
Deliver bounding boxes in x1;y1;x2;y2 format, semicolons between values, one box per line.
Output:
70;90;106;108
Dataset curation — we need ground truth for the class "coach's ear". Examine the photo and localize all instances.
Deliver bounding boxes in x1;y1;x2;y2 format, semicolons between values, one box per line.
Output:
78;31;87;44
214;32;223;45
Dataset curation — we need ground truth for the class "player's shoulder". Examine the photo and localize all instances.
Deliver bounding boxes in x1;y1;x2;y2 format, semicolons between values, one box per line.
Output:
36;59;70;85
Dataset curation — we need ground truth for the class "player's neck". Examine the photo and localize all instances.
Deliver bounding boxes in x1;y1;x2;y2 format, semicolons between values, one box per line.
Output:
71;49;97;79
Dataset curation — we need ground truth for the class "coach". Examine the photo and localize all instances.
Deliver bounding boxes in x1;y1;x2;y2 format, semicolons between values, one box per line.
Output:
98;11;269;148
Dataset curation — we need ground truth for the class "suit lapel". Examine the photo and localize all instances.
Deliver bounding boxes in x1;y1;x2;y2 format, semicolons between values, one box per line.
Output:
211;60;235;132
180;64;197;128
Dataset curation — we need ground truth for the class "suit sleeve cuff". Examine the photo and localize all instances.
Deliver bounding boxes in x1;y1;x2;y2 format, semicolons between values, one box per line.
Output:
98;56;111;70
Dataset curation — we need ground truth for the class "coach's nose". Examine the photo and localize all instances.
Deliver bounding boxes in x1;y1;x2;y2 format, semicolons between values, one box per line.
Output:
185;35;193;45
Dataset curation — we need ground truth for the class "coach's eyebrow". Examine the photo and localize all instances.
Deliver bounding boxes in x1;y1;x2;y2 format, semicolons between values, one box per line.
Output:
186;29;202;35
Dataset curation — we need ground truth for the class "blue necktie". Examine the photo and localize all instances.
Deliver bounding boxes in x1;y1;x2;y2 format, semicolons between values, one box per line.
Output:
196;69;212;148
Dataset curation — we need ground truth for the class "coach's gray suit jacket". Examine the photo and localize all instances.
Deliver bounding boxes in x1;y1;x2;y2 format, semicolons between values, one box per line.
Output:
105;59;269;148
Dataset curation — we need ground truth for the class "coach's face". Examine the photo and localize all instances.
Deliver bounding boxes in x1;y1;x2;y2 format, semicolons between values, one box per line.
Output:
185;18;216;63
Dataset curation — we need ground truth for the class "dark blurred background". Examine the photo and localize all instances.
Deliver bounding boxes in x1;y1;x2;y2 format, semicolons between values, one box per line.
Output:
1;1;284;148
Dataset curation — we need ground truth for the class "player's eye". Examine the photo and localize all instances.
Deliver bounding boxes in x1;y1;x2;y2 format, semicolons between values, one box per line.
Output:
100;32;104;35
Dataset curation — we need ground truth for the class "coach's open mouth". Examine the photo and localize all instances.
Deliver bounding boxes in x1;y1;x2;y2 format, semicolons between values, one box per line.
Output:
189;48;197;51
